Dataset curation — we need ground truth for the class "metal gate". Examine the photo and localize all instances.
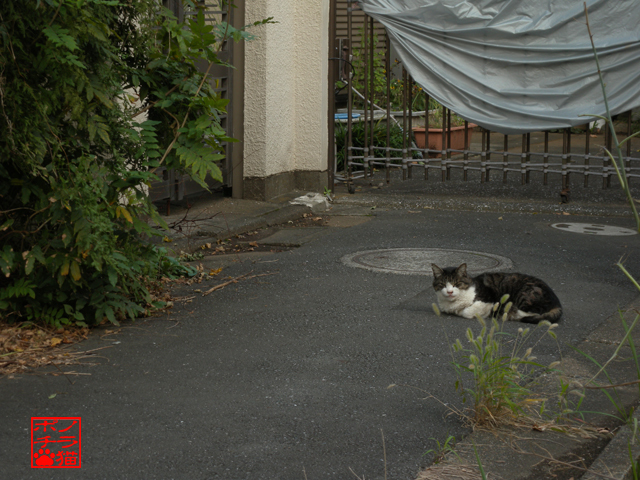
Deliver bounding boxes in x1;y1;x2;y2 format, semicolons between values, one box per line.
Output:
330;1;640;192
150;0;240;207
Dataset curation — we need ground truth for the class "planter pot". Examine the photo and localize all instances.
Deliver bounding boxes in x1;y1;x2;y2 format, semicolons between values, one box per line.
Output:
412;124;477;158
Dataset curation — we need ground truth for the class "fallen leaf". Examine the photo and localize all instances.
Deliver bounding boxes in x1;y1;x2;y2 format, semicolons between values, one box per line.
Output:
249;241;258;247
50;338;63;347
209;267;223;276
49;394;57;399
562;212;571;216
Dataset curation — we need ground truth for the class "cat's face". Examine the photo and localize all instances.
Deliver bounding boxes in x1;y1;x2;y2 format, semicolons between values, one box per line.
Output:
431;263;472;300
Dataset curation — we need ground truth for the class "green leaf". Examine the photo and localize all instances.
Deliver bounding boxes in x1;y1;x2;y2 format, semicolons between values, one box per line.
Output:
116;206;133;223
107;267;118;286
86;22;107;42
21;186;31;204
93;90;114;109
105;306;117;325
147;57;166;69
69;261;81;281
88;118;97;142
60;259;70;277
25;254;36;275
0;218;14;231
86;83;94;101
43;25;78;51
97;124;111;145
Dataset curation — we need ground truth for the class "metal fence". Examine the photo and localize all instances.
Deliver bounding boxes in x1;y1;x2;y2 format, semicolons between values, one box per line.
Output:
336;2;640;191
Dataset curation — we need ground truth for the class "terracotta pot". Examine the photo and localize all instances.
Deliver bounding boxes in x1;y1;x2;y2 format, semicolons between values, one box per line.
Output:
412;124;476;158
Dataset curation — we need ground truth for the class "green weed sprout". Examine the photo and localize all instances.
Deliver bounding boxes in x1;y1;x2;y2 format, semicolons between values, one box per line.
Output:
436;295;560;427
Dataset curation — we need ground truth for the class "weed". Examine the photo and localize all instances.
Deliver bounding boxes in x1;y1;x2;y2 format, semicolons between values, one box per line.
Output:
435;295;561;428
423;435;459;464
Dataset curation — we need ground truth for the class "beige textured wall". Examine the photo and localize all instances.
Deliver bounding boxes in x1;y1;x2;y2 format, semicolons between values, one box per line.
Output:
244;0;330;179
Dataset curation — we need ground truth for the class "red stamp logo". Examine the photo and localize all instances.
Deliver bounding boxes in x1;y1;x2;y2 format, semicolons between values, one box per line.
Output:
31;417;82;468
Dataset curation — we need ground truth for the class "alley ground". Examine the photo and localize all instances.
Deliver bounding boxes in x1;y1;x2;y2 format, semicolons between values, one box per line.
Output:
2;173;640;479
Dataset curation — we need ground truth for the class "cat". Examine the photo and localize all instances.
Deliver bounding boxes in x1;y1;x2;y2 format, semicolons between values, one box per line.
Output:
431;263;562;324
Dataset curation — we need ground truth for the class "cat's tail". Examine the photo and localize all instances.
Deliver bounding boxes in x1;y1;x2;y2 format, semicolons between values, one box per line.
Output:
520;307;563;324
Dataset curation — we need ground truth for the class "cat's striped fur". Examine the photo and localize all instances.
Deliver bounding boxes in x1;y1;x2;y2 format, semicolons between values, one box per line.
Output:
431;263;562;324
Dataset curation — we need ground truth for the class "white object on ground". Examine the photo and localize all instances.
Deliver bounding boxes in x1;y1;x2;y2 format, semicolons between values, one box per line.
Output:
290;193;330;211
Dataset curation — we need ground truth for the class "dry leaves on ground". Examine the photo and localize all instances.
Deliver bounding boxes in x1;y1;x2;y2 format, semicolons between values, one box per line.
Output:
0;323;91;377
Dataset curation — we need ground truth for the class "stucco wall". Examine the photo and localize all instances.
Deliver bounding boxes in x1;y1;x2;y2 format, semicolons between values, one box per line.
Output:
244;0;330;183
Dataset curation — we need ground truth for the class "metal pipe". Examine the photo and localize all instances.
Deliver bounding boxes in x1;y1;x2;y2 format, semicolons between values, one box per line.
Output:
346;0;354;190
363;12;369;180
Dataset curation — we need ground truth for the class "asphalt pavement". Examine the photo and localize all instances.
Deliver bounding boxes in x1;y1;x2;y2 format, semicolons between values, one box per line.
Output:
2;174;640;479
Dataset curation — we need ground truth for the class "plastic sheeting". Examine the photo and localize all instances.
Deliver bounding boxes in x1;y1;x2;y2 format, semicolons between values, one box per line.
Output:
358;0;640;135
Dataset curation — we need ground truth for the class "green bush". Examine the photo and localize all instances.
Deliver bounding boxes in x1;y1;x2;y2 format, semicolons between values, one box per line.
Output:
0;0;269;327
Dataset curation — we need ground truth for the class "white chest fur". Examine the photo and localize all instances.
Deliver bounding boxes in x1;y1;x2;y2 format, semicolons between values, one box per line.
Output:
435;284;493;320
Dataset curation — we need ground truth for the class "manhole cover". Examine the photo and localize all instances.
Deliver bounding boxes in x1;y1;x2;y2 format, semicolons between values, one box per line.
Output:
551;223;637;236
341;248;513;276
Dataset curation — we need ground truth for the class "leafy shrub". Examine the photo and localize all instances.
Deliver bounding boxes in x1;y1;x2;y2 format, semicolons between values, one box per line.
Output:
0;0;268;327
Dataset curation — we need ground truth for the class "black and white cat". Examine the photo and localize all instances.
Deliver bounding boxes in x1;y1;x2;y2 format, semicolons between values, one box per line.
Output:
431;263;562;324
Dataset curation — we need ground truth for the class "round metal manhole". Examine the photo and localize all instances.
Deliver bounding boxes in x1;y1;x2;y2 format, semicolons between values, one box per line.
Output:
551;223;637;236
341;248;513;276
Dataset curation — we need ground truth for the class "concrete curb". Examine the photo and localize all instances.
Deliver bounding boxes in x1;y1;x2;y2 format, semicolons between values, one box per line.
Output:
200;204;310;240
581;408;640;480
156;202;312;254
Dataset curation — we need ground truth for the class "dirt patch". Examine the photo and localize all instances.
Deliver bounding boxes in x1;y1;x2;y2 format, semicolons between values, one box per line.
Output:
187;238;285;257
0;323;92;378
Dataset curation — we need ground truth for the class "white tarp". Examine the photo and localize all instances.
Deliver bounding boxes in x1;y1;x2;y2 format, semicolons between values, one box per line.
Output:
359;0;640;134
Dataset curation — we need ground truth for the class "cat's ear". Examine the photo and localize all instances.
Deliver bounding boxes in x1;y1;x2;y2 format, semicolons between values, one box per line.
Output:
431;264;443;277
456;263;468;277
